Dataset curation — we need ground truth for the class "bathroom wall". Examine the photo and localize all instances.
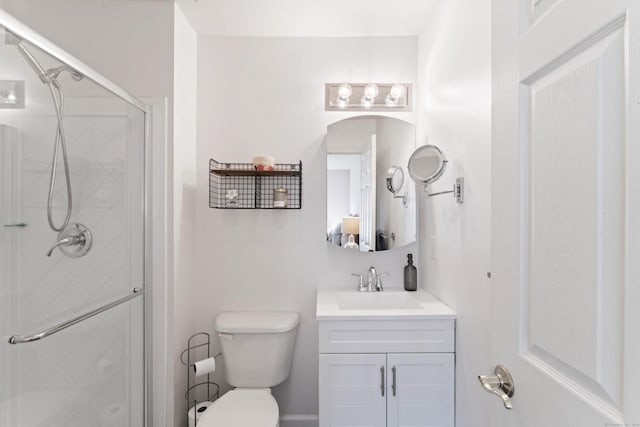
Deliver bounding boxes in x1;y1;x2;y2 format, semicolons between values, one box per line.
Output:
172;6;198;427
416;0;492;425
195;36;418;426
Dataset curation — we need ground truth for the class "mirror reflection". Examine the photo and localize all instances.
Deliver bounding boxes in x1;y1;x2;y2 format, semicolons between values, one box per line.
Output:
326;116;416;252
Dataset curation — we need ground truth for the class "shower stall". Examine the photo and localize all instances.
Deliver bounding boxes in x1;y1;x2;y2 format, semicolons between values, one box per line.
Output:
0;11;147;427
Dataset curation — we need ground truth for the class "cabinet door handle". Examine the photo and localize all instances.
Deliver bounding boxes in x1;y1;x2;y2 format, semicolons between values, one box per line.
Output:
392;366;397;396
380;366;385;397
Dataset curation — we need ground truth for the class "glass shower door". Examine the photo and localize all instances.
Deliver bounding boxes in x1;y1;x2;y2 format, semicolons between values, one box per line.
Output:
0;23;146;427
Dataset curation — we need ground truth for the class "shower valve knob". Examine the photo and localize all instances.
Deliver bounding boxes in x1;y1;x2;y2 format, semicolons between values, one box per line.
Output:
46;223;93;258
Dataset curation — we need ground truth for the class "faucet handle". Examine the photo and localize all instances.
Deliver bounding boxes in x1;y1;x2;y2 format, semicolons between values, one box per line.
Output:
351;274;367;292
352;273;366;291
375;273;390;292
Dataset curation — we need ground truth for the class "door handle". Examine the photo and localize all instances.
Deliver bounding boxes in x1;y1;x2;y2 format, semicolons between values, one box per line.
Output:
380;366;385;397
478;365;515;409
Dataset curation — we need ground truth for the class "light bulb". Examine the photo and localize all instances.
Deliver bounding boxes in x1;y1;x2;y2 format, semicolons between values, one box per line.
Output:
389;84;405;100
385;84;406;106
363;83;379;100
337;83;352;101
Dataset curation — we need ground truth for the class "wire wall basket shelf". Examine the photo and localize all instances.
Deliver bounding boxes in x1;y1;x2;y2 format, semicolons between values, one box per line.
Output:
209;159;302;209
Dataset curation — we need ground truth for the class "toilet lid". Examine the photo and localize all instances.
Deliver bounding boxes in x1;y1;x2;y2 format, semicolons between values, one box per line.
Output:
196;389;279;427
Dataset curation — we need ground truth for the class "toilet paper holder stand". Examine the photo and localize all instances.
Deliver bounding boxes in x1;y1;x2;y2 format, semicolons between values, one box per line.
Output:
180;332;221;426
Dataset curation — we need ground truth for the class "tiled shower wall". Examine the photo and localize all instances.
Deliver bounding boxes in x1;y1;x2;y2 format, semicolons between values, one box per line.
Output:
0;98;145;426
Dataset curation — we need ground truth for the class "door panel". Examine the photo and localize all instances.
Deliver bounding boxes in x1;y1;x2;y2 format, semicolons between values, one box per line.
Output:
522;25;625;409
386;353;454;427
491;0;639;425
319;353;387;427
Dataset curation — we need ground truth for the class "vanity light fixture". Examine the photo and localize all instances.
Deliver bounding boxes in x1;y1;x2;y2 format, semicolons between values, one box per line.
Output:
325;82;412;111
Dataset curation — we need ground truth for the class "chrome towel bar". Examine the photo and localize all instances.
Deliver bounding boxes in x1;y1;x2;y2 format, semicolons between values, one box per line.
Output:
8;288;144;344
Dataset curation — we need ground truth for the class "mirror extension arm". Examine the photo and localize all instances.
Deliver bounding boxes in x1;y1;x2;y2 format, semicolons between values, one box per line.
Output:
426;177;464;204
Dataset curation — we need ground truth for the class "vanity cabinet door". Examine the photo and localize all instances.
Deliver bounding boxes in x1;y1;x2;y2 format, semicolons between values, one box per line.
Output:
319;353;387;427
386;353;454;427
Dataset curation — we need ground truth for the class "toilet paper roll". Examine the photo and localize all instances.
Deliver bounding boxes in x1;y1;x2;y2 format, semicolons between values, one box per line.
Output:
188;401;212;427
193;357;216;377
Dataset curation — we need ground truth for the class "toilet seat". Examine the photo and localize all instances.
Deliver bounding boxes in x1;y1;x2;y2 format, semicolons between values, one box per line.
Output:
196;388;279;427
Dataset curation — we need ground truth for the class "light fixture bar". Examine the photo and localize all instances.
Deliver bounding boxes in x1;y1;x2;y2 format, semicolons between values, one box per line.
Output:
325;83;412;111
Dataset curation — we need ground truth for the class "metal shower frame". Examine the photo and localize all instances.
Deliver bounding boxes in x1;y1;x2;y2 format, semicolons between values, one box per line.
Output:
0;8;152;426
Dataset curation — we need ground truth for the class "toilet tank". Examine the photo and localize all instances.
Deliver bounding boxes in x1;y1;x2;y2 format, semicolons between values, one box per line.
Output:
215;311;300;388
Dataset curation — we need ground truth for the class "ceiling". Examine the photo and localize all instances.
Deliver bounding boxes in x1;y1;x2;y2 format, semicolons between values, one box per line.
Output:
175;0;441;37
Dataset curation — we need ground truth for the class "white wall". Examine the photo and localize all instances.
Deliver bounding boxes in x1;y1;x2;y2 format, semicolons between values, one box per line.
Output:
172;6;198;426
416;0;492;426
195;36;418;425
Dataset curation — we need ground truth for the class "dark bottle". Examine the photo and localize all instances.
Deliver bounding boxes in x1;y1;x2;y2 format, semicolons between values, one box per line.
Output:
404;253;417;291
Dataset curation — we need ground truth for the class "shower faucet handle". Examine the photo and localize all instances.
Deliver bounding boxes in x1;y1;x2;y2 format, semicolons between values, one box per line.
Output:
46;236;75;256
46;223;93;258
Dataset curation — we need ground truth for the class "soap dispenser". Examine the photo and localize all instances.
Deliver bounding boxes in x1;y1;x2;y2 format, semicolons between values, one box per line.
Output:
404;253;417;291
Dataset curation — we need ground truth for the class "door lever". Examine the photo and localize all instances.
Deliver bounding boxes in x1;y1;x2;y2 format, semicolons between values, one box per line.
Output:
478;365;514;409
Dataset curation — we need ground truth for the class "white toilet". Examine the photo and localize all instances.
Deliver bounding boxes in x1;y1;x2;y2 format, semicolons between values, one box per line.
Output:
197;311;300;427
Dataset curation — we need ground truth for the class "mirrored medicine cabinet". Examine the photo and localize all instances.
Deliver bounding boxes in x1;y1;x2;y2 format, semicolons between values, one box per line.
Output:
325;116;417;253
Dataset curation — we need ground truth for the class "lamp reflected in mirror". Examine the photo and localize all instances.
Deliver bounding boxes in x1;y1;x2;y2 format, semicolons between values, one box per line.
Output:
342;216;360;250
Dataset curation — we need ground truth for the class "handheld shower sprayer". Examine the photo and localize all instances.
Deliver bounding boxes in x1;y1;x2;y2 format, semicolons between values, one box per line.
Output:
6;30;85;237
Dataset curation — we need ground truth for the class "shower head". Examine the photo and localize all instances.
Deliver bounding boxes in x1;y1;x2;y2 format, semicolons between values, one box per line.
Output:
5;31;83;83
5;31;48;83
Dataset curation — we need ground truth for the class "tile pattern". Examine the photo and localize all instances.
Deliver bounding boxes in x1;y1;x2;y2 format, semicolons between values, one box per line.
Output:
0;107;145;426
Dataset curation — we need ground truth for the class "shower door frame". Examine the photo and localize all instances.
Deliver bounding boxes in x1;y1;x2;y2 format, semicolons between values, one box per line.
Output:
0;8;167;427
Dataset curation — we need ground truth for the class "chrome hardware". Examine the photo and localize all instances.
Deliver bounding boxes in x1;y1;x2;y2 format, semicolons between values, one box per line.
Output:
46;223;92;257
375;273;390;292
380;366;385;397
3;223;27;227
391;365;397;396
367;266;378;292
478;365;515;409
427;177;464;204
378;232;396;242
352;273;367;292
9;288;144;344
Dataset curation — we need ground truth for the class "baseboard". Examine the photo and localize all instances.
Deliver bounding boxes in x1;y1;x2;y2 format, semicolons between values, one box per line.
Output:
279;414;319;427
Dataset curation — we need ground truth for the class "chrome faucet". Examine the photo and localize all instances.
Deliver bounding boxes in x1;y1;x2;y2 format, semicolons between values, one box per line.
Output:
368;266;390;292
367;266;378;292
353;267;389;292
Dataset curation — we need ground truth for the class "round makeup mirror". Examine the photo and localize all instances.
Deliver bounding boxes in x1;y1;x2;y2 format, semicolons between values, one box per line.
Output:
407;145;447;185
386;166;405;194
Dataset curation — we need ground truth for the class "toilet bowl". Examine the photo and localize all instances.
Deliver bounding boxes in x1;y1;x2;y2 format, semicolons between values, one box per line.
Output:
196;311;299;427
196;389;279;427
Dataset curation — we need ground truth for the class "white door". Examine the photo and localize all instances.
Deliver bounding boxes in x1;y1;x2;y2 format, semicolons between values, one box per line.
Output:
386;353;454;427
319;353;386;427
490;0;640;425
360;136;376;251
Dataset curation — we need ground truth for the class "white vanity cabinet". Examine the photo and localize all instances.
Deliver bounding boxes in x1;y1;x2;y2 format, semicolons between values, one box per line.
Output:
317;317;455;427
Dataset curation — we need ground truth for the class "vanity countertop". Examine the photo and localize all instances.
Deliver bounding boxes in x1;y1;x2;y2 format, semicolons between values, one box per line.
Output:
316;288;456;320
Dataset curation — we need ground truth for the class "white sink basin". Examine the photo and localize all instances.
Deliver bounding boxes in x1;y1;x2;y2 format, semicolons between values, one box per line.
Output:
316;288;456;320
336;291;423;310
